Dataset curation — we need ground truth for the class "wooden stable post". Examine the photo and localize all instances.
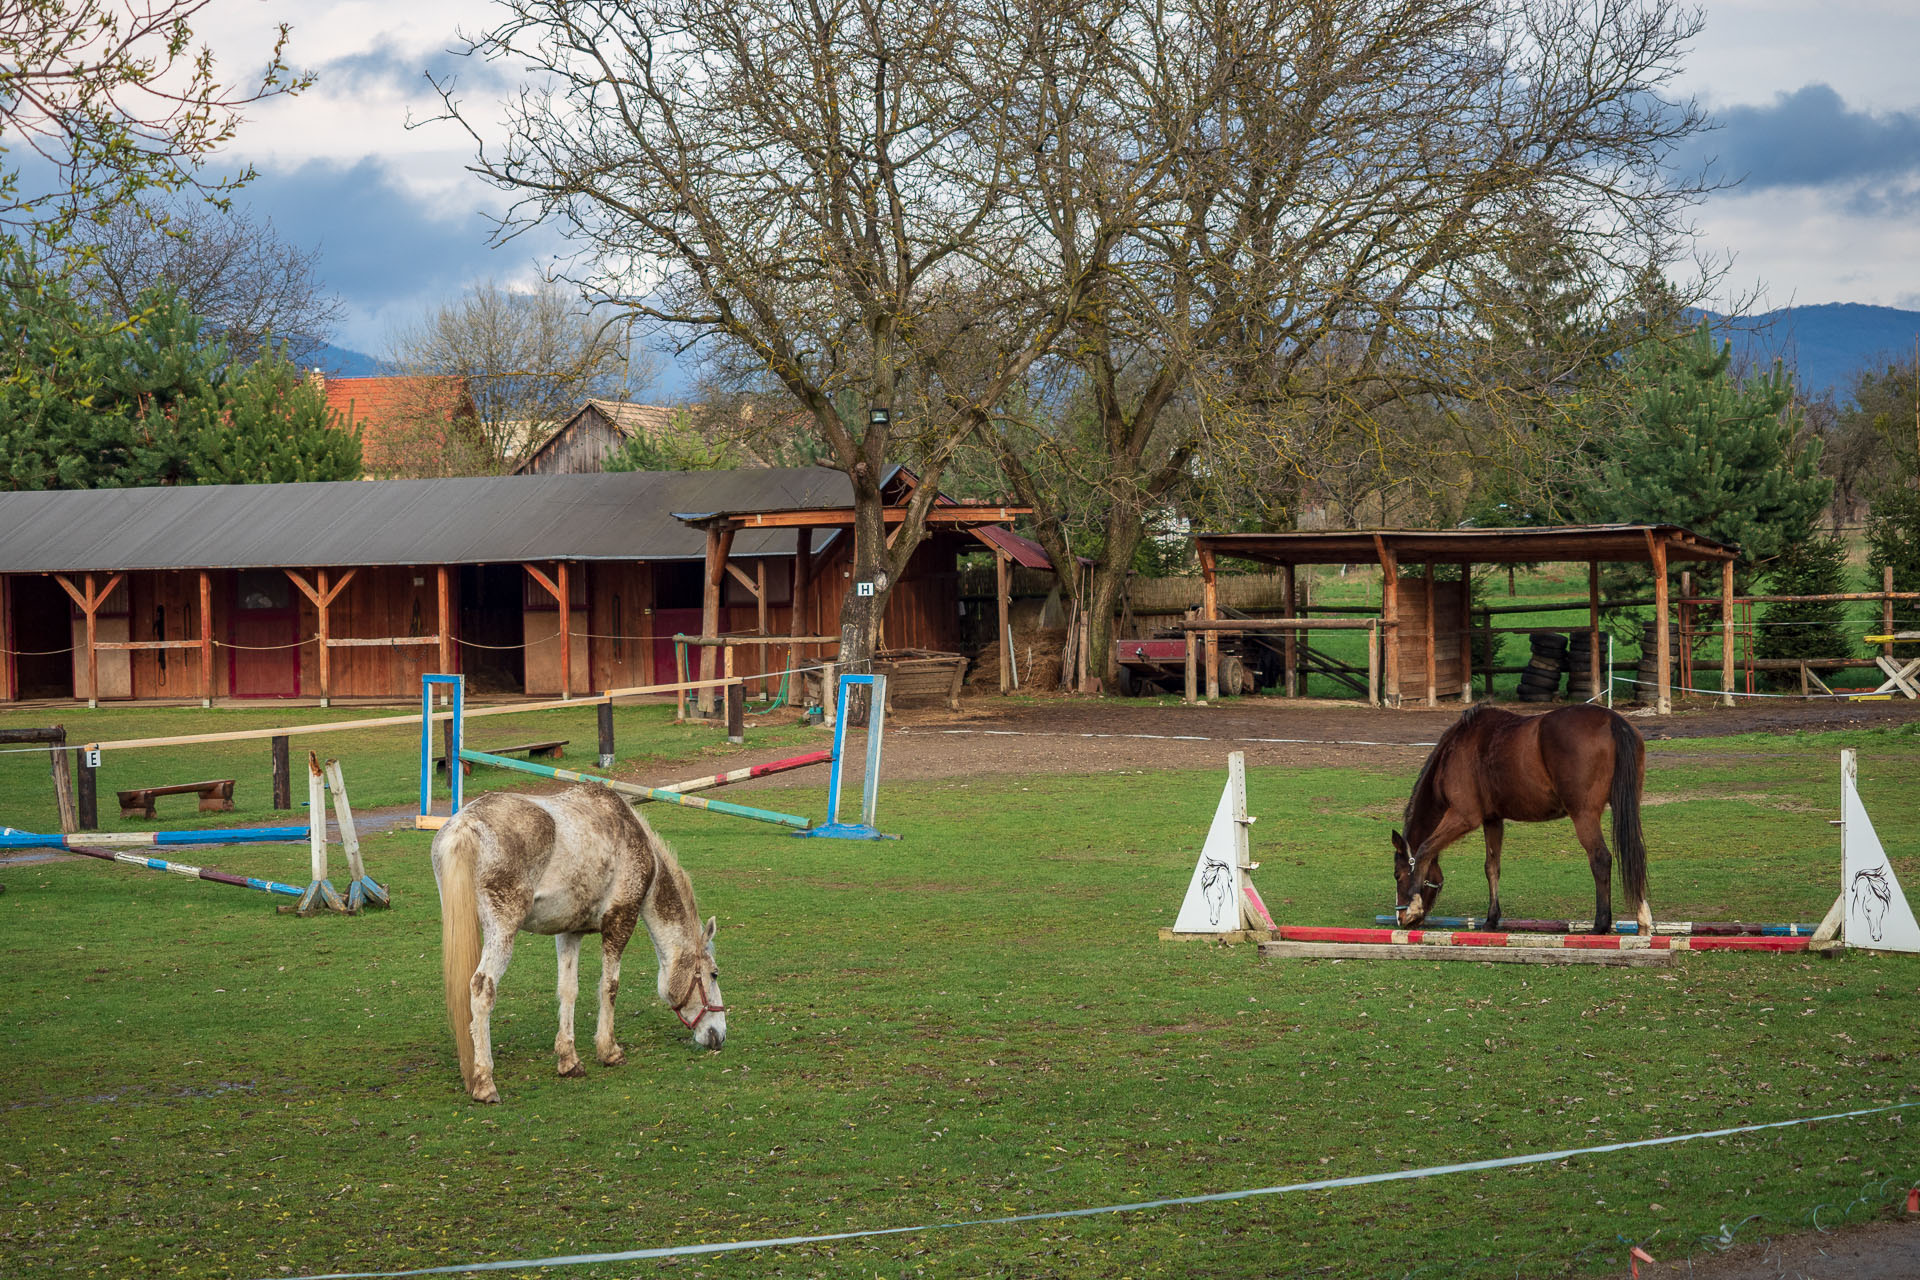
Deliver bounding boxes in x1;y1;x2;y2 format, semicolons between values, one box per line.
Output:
1374;536;1400;707
273;735;292;810
53;572;123;708
1453;567;1475;700
437;565;454;675
726;682;745;744
1199;547;1220;700
598;699;615;768
1281;564;1298;697
787;527;814;704
284;568;356;707
1589;562;1602;704
1422;562;1437;708
1648;533;1671;714
1367;621;1380;707
996;550;1012;695
76;747;97;830
198;570;214;706
1720;560;1735;706
699;526;735;716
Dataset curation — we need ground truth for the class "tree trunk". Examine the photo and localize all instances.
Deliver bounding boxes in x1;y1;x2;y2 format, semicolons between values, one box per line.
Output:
1082;516;1145;694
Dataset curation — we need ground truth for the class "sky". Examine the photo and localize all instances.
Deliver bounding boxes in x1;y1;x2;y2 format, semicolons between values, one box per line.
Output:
188;0;1920;384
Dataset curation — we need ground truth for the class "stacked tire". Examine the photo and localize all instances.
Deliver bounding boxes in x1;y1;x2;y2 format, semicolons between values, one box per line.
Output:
1517;631;1566;702
1565;631;1594;702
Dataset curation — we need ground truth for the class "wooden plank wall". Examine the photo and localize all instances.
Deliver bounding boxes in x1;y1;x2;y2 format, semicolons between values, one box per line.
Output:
589;561;654;690
805;535;962;653
69;576;132;699
128;570;217;700
1393;574;1465;701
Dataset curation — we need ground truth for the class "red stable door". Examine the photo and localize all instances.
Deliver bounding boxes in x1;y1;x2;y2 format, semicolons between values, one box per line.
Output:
228;570;301;697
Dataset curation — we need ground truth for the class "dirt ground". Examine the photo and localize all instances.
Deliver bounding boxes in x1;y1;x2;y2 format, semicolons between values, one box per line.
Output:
798;689;1920;785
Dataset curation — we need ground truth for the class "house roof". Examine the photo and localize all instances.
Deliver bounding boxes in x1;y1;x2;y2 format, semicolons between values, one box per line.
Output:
1194;524;1740;568
320;375;470;424
0;470;855;574
513;400;682;473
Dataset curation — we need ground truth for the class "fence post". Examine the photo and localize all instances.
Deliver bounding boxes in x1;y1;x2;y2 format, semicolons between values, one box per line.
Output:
726;682;745;744
272;735;292;810
597;699;615;769
48;726;77;835
75;748;97;831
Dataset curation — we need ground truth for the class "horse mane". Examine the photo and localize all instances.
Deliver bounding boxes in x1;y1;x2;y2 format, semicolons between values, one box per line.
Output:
1402;702;1494;832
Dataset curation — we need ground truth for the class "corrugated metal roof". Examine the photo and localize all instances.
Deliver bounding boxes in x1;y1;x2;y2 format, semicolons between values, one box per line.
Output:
972;525;1054;569
0;470;853;573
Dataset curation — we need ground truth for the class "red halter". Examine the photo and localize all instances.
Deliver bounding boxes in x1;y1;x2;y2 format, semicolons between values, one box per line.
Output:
673;973;727;1030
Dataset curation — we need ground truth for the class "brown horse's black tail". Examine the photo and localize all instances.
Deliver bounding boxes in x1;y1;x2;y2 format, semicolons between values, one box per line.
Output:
1609;713;1650;913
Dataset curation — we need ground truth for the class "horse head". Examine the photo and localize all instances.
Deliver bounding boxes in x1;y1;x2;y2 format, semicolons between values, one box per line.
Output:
661;916;727;1050
1391;830;1442;925
1851;869;1892;943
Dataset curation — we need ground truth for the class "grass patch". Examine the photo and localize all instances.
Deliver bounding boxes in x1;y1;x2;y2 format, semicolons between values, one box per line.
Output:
2;727;1917;1278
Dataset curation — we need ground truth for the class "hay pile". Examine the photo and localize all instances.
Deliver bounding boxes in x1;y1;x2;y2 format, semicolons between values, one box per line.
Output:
967;627;1067;691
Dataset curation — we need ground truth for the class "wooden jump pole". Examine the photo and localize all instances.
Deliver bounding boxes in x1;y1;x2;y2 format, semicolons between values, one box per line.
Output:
324;756;387;912
296;751;348;915
61;844;306;899
1369;914;1823;937
0;826;310;849
1260;940;1673;967
1269;925;1812;954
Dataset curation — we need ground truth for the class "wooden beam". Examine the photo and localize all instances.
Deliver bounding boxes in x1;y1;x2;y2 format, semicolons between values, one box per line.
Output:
1257;940;1672;967
558;560;572;700
699;526;735;715
1373;536;1399;707
714;506;1029;529
1423;561;1437;708
1720;560;1735;706
1646;531;1671;714
1588;562;1601;704
787;527;813;703
437;565;454;675
1199;546;1220;700
199;570;214;706
726;562;761;598
996;550;1011;695
1458;563;1472;702
1281;564;1297;696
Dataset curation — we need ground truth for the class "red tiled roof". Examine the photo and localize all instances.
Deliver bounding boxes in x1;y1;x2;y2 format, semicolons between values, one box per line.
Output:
318;375;474;477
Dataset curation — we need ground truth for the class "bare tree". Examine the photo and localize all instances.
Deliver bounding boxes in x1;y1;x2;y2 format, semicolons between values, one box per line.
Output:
384;279;640;469
978;0;1717;682
0;0;309;248
69;201;344;364
432;0;1127;677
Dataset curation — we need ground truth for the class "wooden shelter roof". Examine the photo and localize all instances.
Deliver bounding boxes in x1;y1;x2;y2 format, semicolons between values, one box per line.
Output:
1194;524;1738;568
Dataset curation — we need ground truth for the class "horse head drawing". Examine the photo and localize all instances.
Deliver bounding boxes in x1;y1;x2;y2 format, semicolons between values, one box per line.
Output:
1851;867;1893;943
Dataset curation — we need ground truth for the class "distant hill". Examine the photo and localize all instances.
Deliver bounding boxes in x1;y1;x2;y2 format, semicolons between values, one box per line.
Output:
1691;303;1920;402
307;343;383;377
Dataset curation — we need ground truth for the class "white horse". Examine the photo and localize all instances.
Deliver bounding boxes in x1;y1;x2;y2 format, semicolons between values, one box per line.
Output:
431;784;726;1103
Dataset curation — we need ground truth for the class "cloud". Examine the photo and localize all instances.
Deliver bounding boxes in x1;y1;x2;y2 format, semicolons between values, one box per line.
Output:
1682;84;1920;193
311;43;521;101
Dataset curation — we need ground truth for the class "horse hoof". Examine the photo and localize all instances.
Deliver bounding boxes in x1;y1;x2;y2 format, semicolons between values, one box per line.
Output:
598;1048;626;1067
471;1086;500;1104
558;1062;587;1078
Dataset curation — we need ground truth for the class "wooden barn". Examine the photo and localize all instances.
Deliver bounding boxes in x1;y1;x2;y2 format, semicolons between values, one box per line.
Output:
0;468;1033;706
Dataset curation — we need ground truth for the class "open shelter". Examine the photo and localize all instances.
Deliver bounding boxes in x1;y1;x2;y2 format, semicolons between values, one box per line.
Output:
1192;524;1740;713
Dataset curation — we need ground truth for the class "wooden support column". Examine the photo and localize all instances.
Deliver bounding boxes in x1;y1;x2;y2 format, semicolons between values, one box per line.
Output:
1373;537;1400;707
1199;546;1220;700
1281;565;1297;697
1720;560;1735;707
1589;562;1602;704
699;525;735;715
53;572;123;708
788;527;813;705
558;560;572;700
198;570;214;706
1459;563;1473;702
996;551;1012;695
1647;533;1671;715
1423;562;1437;708
437;566;454;675
755;559;769;696
285;568;355;707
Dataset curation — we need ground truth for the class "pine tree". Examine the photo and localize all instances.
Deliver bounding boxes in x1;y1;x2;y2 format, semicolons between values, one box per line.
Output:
1754;536;1851;681
0;253;361;487
1584;320;1831;572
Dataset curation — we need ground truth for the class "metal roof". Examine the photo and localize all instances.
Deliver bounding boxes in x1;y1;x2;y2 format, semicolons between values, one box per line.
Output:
0;470;854;574
1194;524;1739;567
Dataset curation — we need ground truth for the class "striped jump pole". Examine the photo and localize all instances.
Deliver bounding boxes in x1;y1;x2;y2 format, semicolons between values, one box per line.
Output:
656;750;835;796
323;755;387;913
1370;914;1822;937
459;748;812;831
1280;925;1812;954
0;827;309;850
61;844;305;898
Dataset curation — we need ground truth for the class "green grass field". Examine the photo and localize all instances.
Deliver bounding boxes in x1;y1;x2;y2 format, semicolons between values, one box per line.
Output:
2;708;1918;1279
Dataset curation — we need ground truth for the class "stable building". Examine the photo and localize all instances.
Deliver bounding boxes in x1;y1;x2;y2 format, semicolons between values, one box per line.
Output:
0;468;1033;706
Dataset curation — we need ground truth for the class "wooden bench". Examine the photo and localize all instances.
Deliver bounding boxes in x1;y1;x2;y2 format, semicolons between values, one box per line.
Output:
434;740;569;775
870;650;969;711
117;779;236;820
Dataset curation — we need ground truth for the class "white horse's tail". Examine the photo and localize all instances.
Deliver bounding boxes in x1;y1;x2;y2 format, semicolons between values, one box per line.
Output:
431;822;483;1095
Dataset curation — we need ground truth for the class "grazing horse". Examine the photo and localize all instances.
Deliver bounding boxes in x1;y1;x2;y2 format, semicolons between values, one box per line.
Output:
1391;703;1650;935
432;784;725;1104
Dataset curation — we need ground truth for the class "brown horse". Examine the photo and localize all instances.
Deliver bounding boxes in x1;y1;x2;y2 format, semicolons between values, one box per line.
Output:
1391;703;1650;935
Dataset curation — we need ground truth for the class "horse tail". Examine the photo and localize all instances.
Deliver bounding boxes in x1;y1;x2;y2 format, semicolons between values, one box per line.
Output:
1608;713;1650;912
431;821;483;1095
